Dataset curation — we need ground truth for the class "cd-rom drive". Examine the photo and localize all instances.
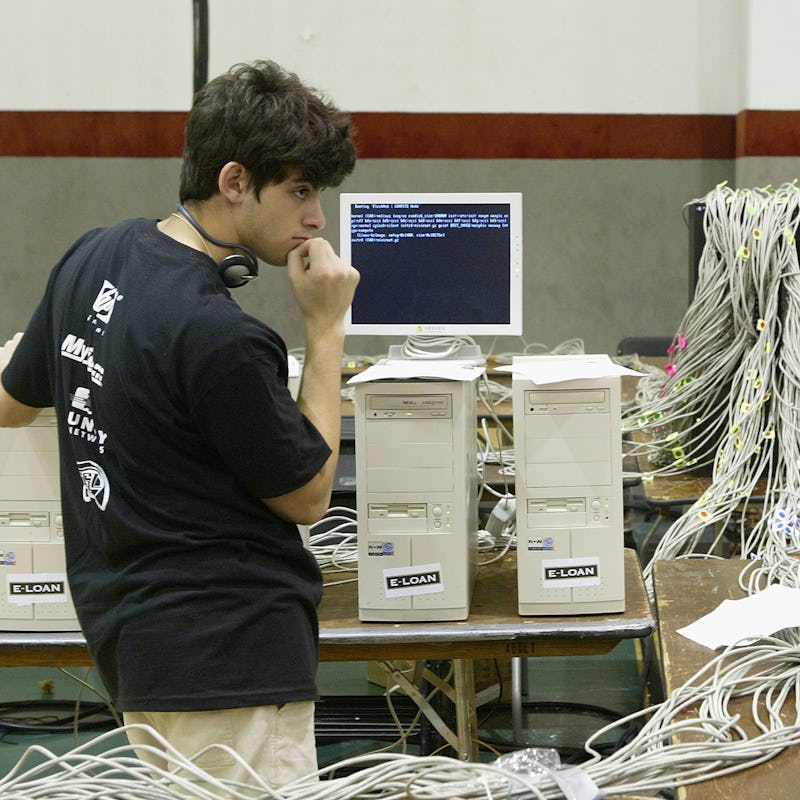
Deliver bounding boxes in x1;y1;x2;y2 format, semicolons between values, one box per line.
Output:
513;356;625;615
355;379;479;621
0;409;80;631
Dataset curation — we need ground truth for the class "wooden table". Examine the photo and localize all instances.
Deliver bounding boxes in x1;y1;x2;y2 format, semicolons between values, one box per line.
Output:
653;558;800;799
0;549;654;762
319;548;652;661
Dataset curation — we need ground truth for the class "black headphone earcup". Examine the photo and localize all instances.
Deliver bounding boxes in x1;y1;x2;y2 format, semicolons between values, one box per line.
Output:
219;254;257;288
175;203;260;288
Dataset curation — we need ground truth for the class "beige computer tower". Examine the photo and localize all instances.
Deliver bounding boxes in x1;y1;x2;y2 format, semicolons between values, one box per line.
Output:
355;377;480;621
0;409;81;630
513;356;625;615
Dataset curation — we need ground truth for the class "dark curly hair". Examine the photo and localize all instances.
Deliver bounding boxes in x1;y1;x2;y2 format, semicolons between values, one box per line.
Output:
179;60;356;202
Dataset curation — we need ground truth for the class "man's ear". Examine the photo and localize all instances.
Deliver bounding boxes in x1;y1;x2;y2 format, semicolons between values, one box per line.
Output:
218;162;251;205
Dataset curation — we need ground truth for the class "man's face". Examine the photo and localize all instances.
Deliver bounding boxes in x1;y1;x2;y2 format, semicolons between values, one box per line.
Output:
238;172;326;266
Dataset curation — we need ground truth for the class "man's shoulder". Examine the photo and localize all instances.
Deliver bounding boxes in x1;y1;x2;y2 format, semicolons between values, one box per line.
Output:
77;217;151;244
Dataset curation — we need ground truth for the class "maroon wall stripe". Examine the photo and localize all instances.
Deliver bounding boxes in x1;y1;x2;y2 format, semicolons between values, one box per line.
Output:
349;112;736;159
0;111;186;157
736;110;800;158
0;110;794;159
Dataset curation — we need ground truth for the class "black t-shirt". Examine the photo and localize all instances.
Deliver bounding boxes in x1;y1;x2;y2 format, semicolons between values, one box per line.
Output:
1;219;331;711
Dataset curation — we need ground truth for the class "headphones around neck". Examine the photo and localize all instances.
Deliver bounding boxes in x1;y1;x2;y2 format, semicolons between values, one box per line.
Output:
176;203;259;288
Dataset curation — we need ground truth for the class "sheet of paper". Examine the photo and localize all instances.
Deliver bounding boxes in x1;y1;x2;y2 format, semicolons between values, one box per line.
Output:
676;583;800;649
347;359;486;384
495;354;644;385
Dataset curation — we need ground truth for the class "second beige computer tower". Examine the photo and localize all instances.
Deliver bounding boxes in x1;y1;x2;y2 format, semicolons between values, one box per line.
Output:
513;355;625;615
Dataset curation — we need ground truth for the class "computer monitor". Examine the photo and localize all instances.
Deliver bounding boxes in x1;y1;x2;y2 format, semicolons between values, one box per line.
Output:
340;192;523;337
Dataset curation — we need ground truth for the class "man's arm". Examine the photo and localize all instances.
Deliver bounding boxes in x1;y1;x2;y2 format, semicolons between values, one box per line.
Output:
0;333;42;428
262;238;359;525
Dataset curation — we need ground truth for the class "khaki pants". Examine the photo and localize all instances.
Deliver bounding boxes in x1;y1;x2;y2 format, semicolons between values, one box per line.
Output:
123;702;318;790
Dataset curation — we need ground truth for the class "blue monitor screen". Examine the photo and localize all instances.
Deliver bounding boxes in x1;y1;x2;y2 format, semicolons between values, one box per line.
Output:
340;193;523;337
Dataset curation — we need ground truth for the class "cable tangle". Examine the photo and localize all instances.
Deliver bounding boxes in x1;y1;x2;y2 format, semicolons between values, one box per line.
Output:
623;182;800;578
613;180;800;794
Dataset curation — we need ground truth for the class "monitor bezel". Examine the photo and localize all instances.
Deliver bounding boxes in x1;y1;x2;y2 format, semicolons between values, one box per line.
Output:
340;191;523;337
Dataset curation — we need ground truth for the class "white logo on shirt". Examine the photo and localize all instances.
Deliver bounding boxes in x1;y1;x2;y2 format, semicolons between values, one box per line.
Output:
67;386;108;453
70;387;92;414
77;460;110;511
91;280;123;324
61;335;104;386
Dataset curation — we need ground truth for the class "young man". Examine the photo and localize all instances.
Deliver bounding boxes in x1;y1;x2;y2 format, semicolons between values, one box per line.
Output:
0;60;359;787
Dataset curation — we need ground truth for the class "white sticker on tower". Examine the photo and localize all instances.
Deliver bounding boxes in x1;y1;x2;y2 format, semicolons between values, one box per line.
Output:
383;563;444;598
7;573;69;605
541;557;601;589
